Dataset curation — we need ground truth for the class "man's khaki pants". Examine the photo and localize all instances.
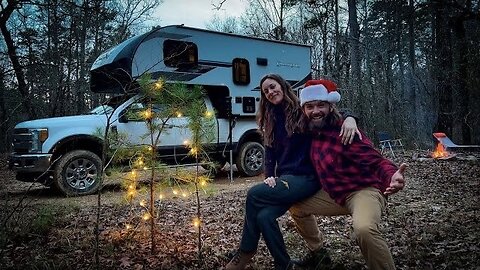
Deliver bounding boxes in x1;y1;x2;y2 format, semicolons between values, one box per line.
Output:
289;187;395;270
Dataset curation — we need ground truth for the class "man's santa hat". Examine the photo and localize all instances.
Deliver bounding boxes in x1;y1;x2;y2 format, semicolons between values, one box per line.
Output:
300;79;341;106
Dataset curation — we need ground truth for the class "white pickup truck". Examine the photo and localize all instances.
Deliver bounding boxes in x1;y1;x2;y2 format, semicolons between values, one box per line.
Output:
8;25;312;196
8;92;263;196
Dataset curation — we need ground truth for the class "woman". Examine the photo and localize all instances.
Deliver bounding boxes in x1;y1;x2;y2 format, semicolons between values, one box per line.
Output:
225;74;359;270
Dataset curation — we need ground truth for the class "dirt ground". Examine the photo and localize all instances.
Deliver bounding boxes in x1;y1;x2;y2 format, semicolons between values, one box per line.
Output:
1;151;479;270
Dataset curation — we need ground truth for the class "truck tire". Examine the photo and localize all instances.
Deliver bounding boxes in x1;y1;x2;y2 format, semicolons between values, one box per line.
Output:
235;141;264;177
53;150;102;196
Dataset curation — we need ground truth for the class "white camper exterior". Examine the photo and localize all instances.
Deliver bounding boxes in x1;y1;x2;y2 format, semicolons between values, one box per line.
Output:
90;25;312;116
9;25;312;196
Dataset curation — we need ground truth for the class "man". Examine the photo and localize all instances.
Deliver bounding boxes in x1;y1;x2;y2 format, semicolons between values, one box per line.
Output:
290;79;407;270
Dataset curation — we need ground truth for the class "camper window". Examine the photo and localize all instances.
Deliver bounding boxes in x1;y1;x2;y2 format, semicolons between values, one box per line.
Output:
232;58;250;85
163;40;198;68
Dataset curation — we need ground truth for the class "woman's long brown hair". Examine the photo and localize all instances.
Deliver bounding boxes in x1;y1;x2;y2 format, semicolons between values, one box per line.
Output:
256;74;303;147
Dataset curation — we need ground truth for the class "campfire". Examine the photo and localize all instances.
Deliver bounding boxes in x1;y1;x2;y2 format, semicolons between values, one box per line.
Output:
432;142;449;158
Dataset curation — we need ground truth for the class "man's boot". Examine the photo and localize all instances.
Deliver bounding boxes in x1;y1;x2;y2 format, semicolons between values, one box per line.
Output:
224;250;256;270
293;247;332;269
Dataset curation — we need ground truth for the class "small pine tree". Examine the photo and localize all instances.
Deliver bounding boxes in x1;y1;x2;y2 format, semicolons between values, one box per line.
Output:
106;75;215;261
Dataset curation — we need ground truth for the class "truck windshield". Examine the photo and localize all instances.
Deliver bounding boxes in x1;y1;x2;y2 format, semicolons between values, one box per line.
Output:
89;105;114;115
88;93;135;115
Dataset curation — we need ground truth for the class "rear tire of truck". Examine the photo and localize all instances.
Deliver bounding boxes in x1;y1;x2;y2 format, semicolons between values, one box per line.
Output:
235;141;264;177
53;150;102;196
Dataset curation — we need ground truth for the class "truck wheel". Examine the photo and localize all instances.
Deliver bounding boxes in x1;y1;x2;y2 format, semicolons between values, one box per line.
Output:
235;141;264;176
53;150;102;196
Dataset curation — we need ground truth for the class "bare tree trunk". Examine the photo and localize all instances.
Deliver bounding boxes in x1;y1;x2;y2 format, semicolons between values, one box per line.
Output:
0;0;37;120
347;0;363;118
451;16;470;143
76;0;90;114
433;0;453;135
395;2;407;136
333;0;340;81
406;0;419;140
0;71;9;152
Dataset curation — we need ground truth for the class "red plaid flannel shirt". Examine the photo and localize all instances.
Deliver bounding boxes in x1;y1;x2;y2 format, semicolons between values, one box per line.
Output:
310;121;398;206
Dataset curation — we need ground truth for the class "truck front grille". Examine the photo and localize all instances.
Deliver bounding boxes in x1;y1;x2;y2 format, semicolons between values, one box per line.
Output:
12;128;33;154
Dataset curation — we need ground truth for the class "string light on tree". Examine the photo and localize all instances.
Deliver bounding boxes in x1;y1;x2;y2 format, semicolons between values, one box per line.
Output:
127;189;136;200
143;108;153;120
136;158;144;167
193;217;201;228
154;80;164;90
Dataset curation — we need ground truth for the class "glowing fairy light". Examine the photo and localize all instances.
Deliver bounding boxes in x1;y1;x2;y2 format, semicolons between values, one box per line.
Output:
125;224;132;230
183;140;190;145
140;200;147;207
143;213;151;221
182;192;188;198
172;189;178;195
143;166;148;171
200;179;207;186
144;109;152;120
193;217;201;227
130;170;137;177
190;147;198;155
176;111;183;118
205;110;213;118
154;81;163;90
159;194;164;200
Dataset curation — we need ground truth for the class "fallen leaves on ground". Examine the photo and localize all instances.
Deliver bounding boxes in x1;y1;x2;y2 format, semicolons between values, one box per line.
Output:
0;152;479;269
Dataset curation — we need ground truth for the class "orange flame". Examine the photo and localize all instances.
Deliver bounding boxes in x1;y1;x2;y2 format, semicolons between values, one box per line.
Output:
432;143;449;158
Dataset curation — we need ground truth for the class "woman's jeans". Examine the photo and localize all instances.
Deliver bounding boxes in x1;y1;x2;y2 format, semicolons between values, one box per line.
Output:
239;174;320;270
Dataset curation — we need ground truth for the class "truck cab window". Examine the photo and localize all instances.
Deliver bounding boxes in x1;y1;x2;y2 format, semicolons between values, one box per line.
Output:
232;58;250;85
163;40;198;68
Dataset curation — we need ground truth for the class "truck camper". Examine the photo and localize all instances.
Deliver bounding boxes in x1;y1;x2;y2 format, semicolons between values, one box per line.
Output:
9;25;312;196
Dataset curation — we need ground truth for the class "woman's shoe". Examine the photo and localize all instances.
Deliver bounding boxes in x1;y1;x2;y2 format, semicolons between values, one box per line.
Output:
224;250;256;270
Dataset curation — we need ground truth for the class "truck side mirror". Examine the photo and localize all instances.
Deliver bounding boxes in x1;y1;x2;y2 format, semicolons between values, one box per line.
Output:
118;109;129;123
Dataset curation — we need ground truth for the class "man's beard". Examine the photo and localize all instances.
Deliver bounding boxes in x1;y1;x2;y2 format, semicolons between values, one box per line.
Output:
307;113;332;133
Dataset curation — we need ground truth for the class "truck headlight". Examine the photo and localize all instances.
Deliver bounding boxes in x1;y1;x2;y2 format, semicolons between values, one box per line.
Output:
30;128;48;152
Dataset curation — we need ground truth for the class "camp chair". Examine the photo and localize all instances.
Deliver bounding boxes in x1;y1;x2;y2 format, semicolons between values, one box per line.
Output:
378;131;405;158
433;132;480;150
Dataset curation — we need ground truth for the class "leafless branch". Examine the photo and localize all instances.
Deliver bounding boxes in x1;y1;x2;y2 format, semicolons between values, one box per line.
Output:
212;0;228;10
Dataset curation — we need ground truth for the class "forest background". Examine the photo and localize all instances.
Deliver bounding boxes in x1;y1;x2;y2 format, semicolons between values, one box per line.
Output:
1;0;479;152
